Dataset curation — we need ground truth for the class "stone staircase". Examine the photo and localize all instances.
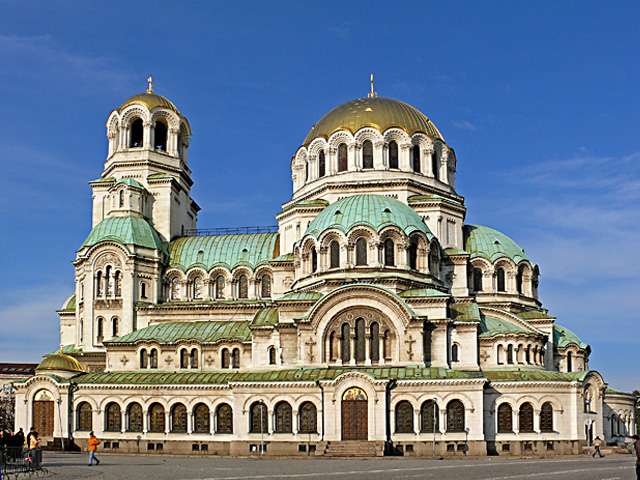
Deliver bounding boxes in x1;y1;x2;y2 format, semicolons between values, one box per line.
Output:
318;441;385;457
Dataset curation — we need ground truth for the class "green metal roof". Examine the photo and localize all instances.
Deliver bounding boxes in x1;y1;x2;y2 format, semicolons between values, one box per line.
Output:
304;194;433;240
399;288;450;298
482;369;588;383
517;311;556;320
553;324;589;350
451;303;481;322
60;295;76;311
114;178;146;190
479;315;529;337
282;198;329;214
443;247;469;256
81;216;167;253
251;308;279;327
271;253;294;262
45;345;83;357
89;177;115;184
168;233;279;271
464;225;530;264
408;194;463;207
147;173;173;179
104;321;252;345
278;291;324;301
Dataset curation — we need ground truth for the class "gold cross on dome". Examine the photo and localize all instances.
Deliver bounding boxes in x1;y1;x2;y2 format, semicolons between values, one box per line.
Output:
147;74;154;93
368;73;377;98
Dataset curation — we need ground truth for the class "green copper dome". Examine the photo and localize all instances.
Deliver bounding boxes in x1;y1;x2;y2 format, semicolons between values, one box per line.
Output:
553;324;589;350
81;216;167;253
304;194;433;240
464;225;530;264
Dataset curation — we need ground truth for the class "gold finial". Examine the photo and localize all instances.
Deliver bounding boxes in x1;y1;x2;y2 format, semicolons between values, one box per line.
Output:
147;74;154;94
368;72;377;98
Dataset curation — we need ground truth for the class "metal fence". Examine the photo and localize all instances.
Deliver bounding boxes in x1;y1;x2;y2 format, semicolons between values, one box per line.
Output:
1;447;44;478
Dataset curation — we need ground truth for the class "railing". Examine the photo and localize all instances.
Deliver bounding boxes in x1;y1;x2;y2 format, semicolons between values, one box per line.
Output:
1;446;45;477
183;226;279;236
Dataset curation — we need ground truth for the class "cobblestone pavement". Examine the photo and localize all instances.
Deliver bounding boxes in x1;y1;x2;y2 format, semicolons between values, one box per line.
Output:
34;453;636;480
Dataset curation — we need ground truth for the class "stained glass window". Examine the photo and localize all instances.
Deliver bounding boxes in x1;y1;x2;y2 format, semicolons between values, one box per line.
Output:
363;140;373;169
446;400;465;432
338;143;347;172
420;400;439;433
190;349;198;368
355;238;367;266
268;347;276;365
105;402;121;432
497;403;513;433
77;402;92;431
238;275;248;299
232;348;240;368
384;239;395;266
318;150;326;177
221;348;230;369
354;318;365;363
299;402;317;433
193;404;210;433
249;402;268;433
216;276;225;299
330;241;340;268
275;402;293;433
150;348;158;369
140;349;148;369
216;404;233;433
540;403;553;432
341;323;350;363
451;344;459;363
171;403;187;433
97;317;104;340
370;322;379;363
395;401;414;433
112;317;119;337
261;275;271;298
127;403;143;432
193;276;203;299
180;349;188;368
389;141;399;169
519;403;534;433
412;145;421;173
148;403;165;432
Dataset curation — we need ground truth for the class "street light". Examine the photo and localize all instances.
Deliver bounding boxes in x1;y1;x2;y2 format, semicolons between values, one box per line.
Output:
259;399;265;455
585;398;591;457
432;398;437;458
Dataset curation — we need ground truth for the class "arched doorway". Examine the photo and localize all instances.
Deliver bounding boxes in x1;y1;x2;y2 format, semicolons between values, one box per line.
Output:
341;387;368;440
33;389;55;436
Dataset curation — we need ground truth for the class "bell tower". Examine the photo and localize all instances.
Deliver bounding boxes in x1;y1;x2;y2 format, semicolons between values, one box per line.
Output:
92;77;200;241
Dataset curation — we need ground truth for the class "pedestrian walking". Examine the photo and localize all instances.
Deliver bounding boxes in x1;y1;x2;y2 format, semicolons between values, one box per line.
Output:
28;431;40;468
14;428;24;450
87;431;100;466
592;436;605;458
633;435;640;480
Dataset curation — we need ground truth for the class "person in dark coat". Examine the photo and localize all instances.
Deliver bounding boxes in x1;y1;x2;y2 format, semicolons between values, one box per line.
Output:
633;435;640;480
14;428;25;449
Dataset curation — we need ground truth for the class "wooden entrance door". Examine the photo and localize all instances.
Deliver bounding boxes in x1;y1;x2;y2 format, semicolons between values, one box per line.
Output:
33;401;54;436
341;386;368;440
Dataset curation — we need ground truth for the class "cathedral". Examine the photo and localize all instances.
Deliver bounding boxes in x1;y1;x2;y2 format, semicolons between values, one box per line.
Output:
13;80;636;456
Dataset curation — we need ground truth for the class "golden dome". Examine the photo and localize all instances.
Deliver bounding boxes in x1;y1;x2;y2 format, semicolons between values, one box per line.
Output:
37;354;84;373
303;97;444;146
119;92;181;115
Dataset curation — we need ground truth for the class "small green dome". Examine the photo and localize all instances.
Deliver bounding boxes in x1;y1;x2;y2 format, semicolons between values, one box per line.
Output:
114;178;146;190
37;354;84;373
464;225;530;264
304;194;433;240
553;324;589;350
80;216;167;253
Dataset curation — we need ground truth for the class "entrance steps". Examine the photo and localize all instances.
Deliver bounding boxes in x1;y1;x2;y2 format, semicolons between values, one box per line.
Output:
318;441;385;457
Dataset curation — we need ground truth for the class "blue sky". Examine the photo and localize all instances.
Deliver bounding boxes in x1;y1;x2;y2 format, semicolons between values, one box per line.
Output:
0;2;638;391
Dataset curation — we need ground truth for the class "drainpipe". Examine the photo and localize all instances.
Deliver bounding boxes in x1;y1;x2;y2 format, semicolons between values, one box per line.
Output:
385;379;397;446
315;380;325;442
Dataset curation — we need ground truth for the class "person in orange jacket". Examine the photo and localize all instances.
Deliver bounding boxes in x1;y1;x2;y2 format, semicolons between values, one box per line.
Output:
87;431;100;466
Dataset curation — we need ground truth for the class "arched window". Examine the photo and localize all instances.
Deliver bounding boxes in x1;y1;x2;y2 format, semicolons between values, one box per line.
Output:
341;323;350;363
497;403;513;433
299;402;317;433
412;145;421;173
355;238;367;266
96;271;103;297
215;275;225;299
216;403;233;433
330;240;340;268
383;329;391;361
119;190;125;208
130;118;143;147
497;344;504;365
140;349;148;369
389;141;399;169
525;345;531;364
420;400;439;433
221;348;230;369
126;403;143;432
148;403;165;432
311;247;318;273
268;347;276;365
473;268;483;292
105;265;112;296
76;402;92;431
170;278;180;300
446;400;465;432
355;318;365;363
362;140;373;169
408;242;418;270
370;322;380;363
329;331;338;362
193;276;203;300
238;275;248;299
190;348;198;368
567;352;573;372
423;321;435;364
153;121;167;151
261;274;271;298
114;271;121;297
304;161;309;182
97;317;104;341
338;143;348;172
111;317;119;338
497;268;506;292
519;403;534;433
516;267;524;294
451;344;459;363
149;348;158;369
432;150;439;180
507;344;514;364
193;404;210;433
180;348;189;369
232;348;240;368
318;150;326;177
249;402;268;433
105;402;121;432
171;403;187;433
141;282;147;299
384;239;395;266
274;401;293;433
429;248;439;277
395;401;414;433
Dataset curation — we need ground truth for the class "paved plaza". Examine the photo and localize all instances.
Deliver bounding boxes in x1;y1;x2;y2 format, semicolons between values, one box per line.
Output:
33;453;636;480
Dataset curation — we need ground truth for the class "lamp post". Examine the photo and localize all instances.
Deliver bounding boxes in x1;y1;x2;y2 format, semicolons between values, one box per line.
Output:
259;399;265;455
432;398;437;458
585;398;591;456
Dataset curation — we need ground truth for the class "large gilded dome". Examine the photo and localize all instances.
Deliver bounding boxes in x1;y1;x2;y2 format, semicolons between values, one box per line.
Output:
303;97;444;146
119;92;181;115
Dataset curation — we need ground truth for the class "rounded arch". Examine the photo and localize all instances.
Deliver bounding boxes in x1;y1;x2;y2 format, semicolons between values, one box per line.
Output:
327;130;355;150
307;137;329;158
382;127;411;144
150;109;180;131
354;126;384;144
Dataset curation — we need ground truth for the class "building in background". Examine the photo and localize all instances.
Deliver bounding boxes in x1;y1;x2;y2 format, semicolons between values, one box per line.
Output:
13;81;636;456
0;363;37;431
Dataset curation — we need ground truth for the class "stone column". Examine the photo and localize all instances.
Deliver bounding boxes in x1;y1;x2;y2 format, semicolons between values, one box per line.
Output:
425;146;434;177
187;410;193;434
350;334;357;366
327;147;337;175
142;409;148;433
364;334;371;366
348;144;358;171
143;121;152;149
165;411;171;434
399;144;411;171
440;150;449;184
378;335;385;365
374;141;385;169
